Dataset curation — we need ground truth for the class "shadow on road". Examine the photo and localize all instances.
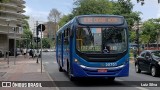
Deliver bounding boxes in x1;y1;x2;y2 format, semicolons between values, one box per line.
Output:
54;78;126;87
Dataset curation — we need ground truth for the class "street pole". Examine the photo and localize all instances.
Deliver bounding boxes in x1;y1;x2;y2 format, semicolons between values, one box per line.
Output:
36;21;39;63
6;19;10;67
40;24;43;73
14;27;16;65
137;20;140;54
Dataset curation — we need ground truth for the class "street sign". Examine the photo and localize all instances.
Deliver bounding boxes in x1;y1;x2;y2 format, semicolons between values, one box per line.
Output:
37;24;45;32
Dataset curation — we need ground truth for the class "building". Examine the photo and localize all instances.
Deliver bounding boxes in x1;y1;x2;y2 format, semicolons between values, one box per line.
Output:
0;0;26;55
43;21;57;40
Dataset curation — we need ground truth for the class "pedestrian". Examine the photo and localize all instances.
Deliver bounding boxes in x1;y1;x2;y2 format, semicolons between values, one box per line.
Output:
133;47;137;62
23;48;27;58
29;49;34;59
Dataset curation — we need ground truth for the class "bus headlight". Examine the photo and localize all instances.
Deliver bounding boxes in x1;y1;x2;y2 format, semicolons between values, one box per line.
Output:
74;59;80;64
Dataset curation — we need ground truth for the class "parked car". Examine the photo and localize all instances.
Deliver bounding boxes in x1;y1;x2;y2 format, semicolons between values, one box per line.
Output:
34;49;41;58
135;50;160;77
16;48;21;56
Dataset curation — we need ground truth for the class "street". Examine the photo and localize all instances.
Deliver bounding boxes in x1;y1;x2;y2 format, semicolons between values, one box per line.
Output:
42;52;160;90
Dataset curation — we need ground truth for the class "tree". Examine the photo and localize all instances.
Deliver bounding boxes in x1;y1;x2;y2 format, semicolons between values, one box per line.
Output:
59;0;141;30
42;38;51;48
58;14;73;27
72;0;113;15
21;17;32;49
141;19;157;47
48;8;61;45
48;8;61;23
0;0;10;3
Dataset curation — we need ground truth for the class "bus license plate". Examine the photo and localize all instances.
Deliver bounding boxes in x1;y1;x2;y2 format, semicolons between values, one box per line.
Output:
98;69;107;72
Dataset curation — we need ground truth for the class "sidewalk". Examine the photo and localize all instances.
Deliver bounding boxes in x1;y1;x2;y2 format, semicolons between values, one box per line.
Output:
0;55;58;90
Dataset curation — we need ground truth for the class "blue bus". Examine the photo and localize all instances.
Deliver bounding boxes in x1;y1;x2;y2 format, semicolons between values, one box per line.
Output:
56;15;129;81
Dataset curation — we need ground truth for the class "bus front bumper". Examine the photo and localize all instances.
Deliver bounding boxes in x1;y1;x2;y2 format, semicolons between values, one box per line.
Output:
72;62;129;77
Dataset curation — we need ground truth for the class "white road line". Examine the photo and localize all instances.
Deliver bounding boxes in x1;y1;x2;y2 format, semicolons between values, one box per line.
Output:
45;62;49;64
135;87;149;90
44;65;60;90
116;78;149;90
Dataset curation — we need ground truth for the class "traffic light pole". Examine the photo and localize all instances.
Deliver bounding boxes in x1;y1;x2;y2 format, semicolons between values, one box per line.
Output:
40;24;43;73
136;20;140;54
36;21;39;63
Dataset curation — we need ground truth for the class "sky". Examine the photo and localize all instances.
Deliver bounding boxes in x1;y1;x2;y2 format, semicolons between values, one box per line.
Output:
24;0;160;29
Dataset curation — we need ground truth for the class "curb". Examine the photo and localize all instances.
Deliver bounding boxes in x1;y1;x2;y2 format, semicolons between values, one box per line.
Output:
43;64;59;90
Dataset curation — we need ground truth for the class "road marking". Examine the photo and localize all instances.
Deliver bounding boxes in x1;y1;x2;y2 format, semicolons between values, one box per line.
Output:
45;62;49;64
43;65;60;90
135;87;149;90
116;78;149;90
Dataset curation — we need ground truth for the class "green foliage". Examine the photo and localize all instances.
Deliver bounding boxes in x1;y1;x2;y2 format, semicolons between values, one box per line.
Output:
130;31;136;42
42;38;51;48
0;0;11;3
58;14;73;27
20;17;32;48
141;18;160;44
73;0;113;15
58;0;141;30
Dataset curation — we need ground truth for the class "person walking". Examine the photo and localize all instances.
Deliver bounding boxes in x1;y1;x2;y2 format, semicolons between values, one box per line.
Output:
29;49;34;59
133;47;137;62
23;48;27;58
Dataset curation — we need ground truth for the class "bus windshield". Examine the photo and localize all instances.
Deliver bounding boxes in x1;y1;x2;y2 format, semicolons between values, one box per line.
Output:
76;27;127;54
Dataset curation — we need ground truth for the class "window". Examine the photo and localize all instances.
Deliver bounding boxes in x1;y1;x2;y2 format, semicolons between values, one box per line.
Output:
140;52;146;57
76;27;127;54
64;28;70;45
58;33;61;45
145;52;151;57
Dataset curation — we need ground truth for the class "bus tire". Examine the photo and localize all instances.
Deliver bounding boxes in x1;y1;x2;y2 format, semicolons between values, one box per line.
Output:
58;60;63;72
59;65;63;72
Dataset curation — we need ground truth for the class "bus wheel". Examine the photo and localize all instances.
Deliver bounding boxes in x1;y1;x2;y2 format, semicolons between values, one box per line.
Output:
59;65;63;72
58;60;63;72
107;77;115;82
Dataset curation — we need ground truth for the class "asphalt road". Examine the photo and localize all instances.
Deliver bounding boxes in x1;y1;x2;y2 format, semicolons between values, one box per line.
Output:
42;52;160;90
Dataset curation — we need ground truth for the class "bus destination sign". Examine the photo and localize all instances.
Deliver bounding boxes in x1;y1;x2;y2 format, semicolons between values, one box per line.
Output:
78;16;124;25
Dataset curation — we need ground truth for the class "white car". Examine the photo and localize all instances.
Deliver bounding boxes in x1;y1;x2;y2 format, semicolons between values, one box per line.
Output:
34;49;41;57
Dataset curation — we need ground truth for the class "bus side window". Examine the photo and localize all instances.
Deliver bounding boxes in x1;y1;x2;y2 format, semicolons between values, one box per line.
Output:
58;33;61;45
64;28;70;45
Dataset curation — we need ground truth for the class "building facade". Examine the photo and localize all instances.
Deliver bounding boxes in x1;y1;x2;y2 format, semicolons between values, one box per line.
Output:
44;21;57;40
0;0;25;55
